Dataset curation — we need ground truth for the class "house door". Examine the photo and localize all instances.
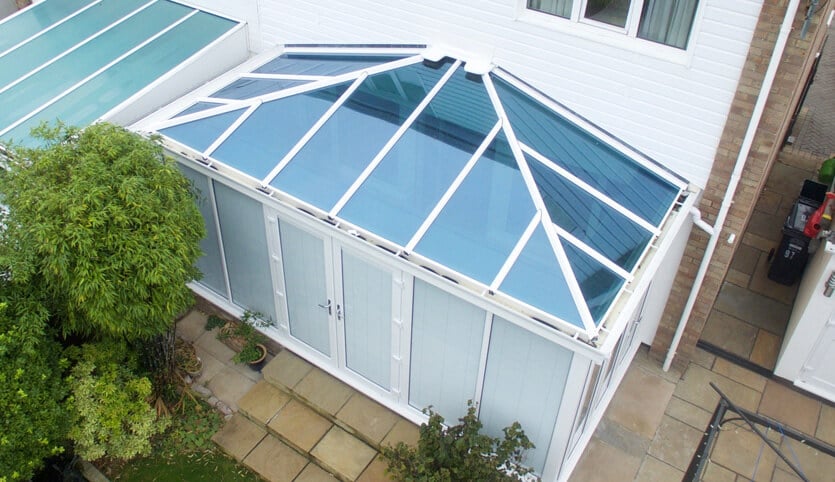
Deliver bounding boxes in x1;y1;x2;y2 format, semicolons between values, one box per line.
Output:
797;312;835;401
274;216;399;394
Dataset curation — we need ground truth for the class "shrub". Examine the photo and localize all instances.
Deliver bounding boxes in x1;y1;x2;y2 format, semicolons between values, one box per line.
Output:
382;402;536;481
66;341;169;461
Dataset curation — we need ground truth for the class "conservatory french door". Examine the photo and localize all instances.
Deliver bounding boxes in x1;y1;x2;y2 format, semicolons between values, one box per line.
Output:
273;217;401;397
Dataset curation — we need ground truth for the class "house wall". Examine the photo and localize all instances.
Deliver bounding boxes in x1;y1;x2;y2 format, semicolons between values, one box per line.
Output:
183;0;764;189
651;0;834;368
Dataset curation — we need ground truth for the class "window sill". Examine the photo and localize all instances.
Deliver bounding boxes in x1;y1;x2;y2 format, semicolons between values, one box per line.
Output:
515;10;693;66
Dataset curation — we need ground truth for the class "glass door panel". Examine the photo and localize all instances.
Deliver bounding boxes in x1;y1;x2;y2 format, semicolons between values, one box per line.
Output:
278;219;332;356
340;250;393;389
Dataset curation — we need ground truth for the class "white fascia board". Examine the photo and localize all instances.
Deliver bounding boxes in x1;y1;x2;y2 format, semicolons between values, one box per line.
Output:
0;0;103;59
483;73;597;335
329;60;462;217
261;72;369;185
491;69;688;191
405;119;502;252
0;9;199;138
521;144;659;234
0;0;154;97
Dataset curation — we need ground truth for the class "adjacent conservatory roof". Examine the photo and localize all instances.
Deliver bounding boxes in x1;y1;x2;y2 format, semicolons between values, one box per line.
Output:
147;46;688;339
0;0;240;146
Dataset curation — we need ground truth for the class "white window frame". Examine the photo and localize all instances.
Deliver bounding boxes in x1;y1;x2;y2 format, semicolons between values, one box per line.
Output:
516;0;704;65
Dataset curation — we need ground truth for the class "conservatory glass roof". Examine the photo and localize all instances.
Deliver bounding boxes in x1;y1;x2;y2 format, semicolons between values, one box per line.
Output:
150;47;688;337
0;0;240;146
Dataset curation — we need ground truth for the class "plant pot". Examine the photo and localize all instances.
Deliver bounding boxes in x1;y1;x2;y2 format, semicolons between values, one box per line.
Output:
247;343;268;372
185;356;203;378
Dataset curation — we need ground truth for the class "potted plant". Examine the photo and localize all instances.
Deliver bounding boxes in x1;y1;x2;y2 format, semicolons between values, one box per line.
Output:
210;311;271;370
174;337;203;378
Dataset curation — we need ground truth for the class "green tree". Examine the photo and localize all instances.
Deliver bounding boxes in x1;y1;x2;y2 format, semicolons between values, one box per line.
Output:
66;340;169;461
0;303;68;482
382;402;536;482
0;122;205;339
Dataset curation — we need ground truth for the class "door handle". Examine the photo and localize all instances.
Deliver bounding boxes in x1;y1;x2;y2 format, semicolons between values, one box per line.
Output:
318;299;332;315
336;304;343;321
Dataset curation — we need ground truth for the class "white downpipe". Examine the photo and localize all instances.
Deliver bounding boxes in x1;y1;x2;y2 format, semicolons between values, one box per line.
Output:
689;207;715;236
663;0;801;372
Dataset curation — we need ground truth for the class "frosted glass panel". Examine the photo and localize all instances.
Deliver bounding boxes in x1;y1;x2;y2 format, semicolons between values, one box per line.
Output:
342;251;392;388
480;317;573;474
213;182;276;322
279;220;331;356
409;280;485;421
178;164;226;296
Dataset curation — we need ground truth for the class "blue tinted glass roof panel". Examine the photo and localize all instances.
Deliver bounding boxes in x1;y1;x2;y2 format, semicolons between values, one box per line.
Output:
211;83;350;180
527;154;652;271
0;0;193;133
563;242;624;322
271;60;453;211
160;108;246;153
254;53;405;76
0;0;148;88
0;0;95;52
211;78;310;99
493;75;679;226
500;225;584;327
175;101;226;117
416;133;535;284
7;11;239;146
339;67;498;245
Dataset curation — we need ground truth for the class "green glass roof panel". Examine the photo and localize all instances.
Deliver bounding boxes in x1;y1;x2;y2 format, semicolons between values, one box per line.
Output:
254;53;405;76
339;66;498;245
210;82;351;180
0;0;193;134
527;154;651;272
562;242;624;323
500;224;584;328
0;0;95;52
0;0;148;88
271;59;454;211
416;132;536;284
493;75;679;226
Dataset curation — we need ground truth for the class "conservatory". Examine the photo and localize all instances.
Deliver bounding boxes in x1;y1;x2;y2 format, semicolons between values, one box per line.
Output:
134;45;696;480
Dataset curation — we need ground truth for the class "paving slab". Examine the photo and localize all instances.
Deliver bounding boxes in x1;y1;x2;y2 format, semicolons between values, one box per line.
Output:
381;419;419;448
690;347;716;370
750;330;782;370
569;438;641;482
356;455;390;482
593;418;651;459
815;403;835;446
634;455;684;482
311;426;377;481
207;366;257;412
605;366;675;439
701;460;738;481
710;423;777;481
231;357;266;383
713;283;792;335
195;329;237;364
701;311;758;359
647;415;704;471
262;349;314;390
296;463;339;482
269;399;333;453
730;243;762;275
712;357;767;392
195;349;227;384
758;380;822;436
337;393;400;445
748;254;799;306
212;414;266;461
177;310;208;342
237;380;291;425
775;437;835;482
295;368;356;416
244;435;308;482
665;396;713;431
674;364;762;412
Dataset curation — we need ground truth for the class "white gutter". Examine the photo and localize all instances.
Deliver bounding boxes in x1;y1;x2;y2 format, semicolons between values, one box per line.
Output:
663;0;801;371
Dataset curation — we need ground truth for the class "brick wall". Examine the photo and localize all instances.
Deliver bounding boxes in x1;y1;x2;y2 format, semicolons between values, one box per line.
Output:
650;0;833;369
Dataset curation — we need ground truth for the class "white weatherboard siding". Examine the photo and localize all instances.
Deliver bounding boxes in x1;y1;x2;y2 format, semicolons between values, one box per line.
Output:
198;0;764;188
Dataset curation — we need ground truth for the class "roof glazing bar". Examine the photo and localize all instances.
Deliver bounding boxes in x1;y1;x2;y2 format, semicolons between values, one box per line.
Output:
521;143;660;234
261;72;369;185
492;69;688;191
484;73;596;334
0;0;157;97
282;45;425;55
203;101;261;156
329;60;462;218
0;0;103;59
0;8;199;139
489;211;541;290
242;73;330;81
552;225;632;280
405;119;502;252
153;55;423;130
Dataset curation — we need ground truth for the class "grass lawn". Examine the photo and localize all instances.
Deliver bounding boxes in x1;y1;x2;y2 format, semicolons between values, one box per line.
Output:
109;390;261;482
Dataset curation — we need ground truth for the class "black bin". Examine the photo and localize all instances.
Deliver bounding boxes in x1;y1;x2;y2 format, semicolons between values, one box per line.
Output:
767;180;827;285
